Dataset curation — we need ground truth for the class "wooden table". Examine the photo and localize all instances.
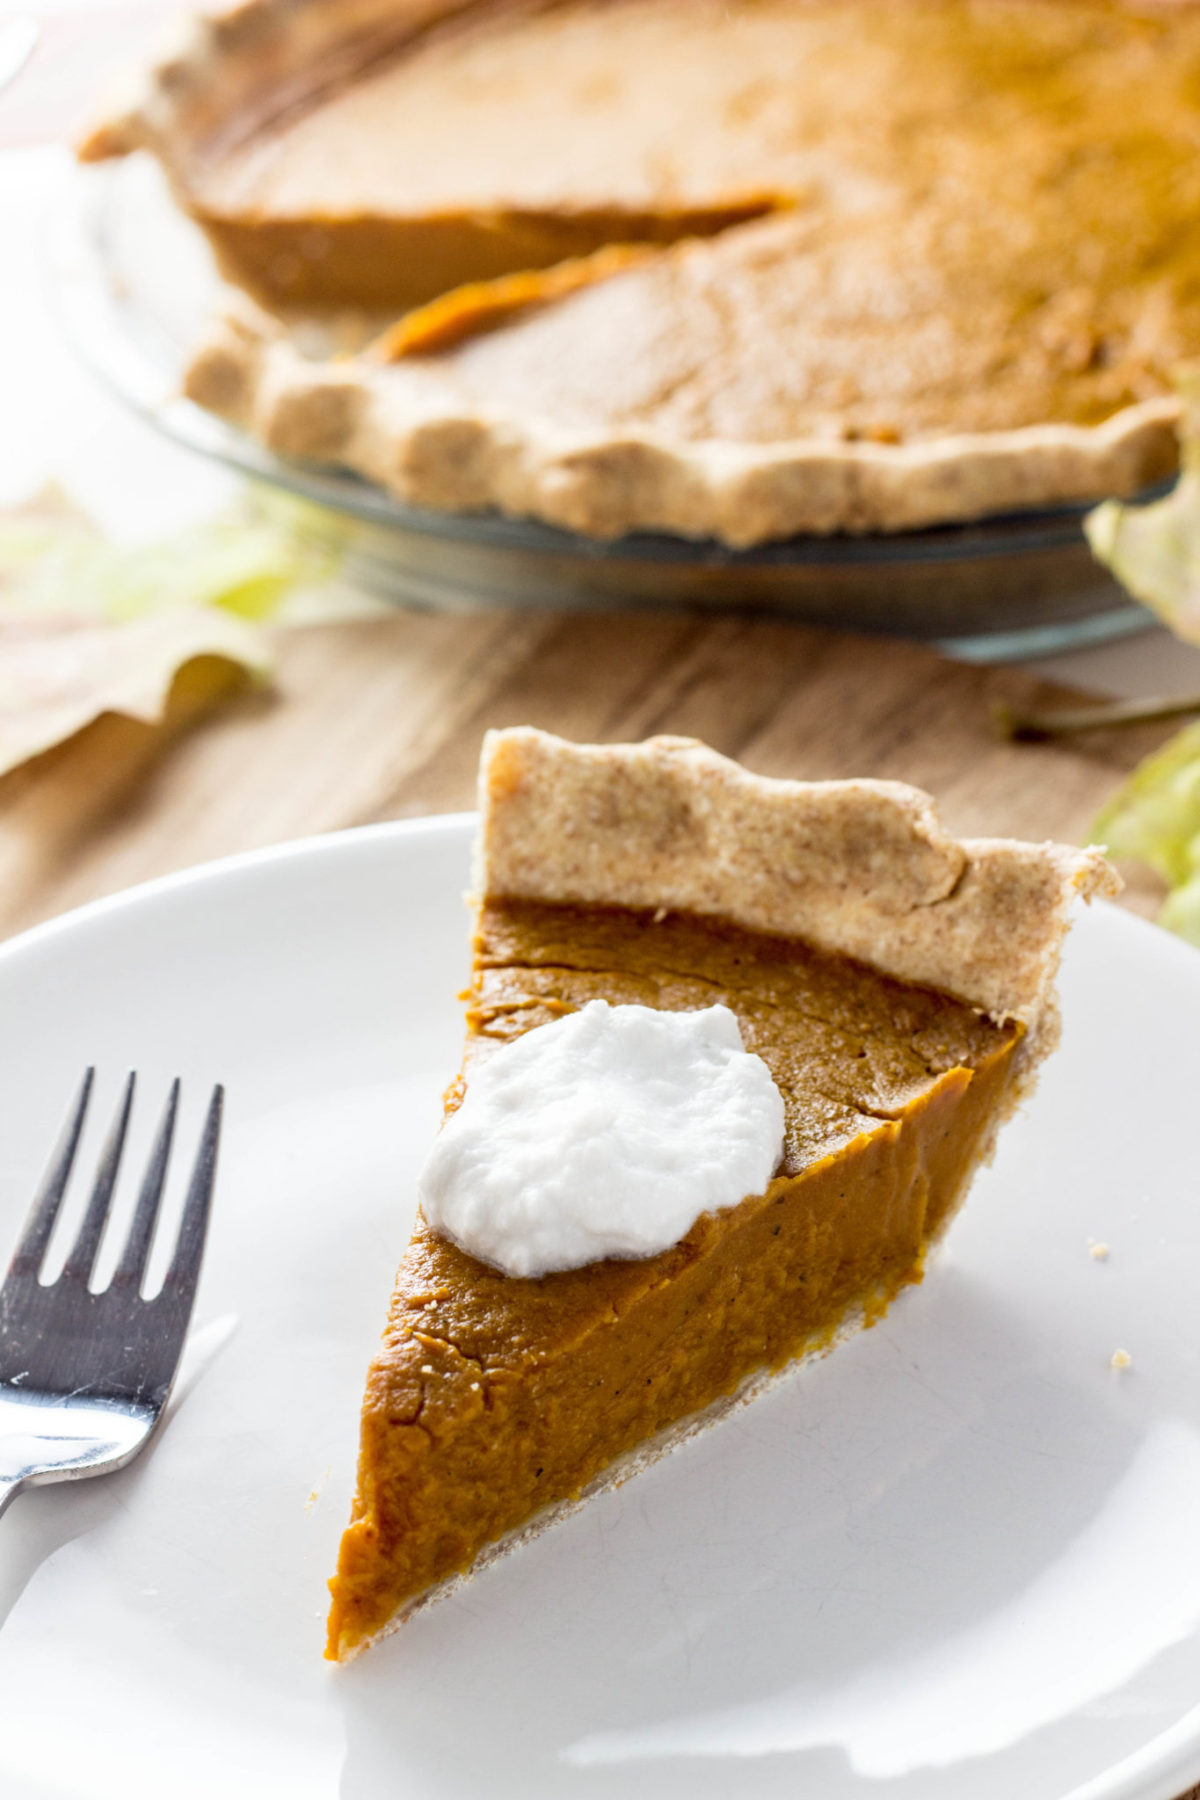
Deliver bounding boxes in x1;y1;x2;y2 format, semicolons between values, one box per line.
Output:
0;608;1172;942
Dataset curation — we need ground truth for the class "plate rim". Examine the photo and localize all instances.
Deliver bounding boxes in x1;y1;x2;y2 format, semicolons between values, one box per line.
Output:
0;813;476;974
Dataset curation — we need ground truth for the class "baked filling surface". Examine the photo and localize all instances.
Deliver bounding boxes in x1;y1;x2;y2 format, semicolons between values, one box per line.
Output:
93;0;1200;535
183;0;1200;440
325;899;1021;1659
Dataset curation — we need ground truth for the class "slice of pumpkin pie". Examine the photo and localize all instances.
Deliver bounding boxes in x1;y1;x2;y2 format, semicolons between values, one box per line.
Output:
326;728;1116;1660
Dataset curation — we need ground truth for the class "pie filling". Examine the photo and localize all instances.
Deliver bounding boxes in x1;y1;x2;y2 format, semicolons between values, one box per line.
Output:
197;202;785;315
367;242;670;360
167;0;1200;439
325;900;1021;1660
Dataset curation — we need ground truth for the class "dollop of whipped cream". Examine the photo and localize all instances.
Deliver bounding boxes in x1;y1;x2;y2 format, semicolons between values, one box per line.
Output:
418;1000;785;1279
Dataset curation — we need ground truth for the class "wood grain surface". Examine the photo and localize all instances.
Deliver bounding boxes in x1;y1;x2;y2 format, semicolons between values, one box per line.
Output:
0;609;1174;944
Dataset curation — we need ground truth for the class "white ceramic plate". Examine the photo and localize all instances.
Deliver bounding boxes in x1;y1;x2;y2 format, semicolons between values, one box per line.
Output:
0;817;1199;1800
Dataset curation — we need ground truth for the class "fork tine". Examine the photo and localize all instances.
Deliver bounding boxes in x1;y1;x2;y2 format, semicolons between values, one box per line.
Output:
8;1068;94;1279
162;1086;223;1308
61;1072;135;1285
112;1078;179;1292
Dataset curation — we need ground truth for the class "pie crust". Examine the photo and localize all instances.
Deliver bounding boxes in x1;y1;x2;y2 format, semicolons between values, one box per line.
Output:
183;295;1181;545
82;0;1194;540
476;727;1118;1070
325;729;1117;1658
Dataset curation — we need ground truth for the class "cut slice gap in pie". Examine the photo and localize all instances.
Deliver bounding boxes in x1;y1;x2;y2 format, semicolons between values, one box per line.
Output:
366;243;668;360
325;727;1117;1661
80;0;798;312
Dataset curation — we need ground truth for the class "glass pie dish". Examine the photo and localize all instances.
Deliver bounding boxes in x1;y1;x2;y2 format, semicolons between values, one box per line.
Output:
48;156;1159;662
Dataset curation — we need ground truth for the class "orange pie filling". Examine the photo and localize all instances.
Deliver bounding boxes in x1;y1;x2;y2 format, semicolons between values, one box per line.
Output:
325;899;1022;1660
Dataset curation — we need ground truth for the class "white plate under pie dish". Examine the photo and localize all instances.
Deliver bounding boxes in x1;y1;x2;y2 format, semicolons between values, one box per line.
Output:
0;815;1198;1800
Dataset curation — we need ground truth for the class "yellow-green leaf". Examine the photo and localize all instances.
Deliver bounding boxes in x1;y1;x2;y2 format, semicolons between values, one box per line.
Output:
1085;365;1200;641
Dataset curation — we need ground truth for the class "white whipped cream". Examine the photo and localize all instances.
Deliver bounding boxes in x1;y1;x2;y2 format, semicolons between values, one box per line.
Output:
418;1000;785;1279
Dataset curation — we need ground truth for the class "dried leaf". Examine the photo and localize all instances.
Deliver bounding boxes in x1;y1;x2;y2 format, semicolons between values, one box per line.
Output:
0;486;345;625
1085;366;1200;639
1093;718;1200;946
0;607;268;776
0;484;364;776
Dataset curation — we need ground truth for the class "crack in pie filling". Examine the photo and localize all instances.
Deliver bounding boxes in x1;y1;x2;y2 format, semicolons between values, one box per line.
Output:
85;0;1200;541
323;729;1116;1659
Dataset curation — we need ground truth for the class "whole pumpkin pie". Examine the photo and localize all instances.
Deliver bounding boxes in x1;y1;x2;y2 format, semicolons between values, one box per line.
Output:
324;728;1116;1660
83;0;1200;542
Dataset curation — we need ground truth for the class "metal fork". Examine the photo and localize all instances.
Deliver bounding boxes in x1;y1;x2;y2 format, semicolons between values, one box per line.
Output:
0;1071;223;1520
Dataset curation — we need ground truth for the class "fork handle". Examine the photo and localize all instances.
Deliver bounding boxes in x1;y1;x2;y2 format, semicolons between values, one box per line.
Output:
0;1474;23;1520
